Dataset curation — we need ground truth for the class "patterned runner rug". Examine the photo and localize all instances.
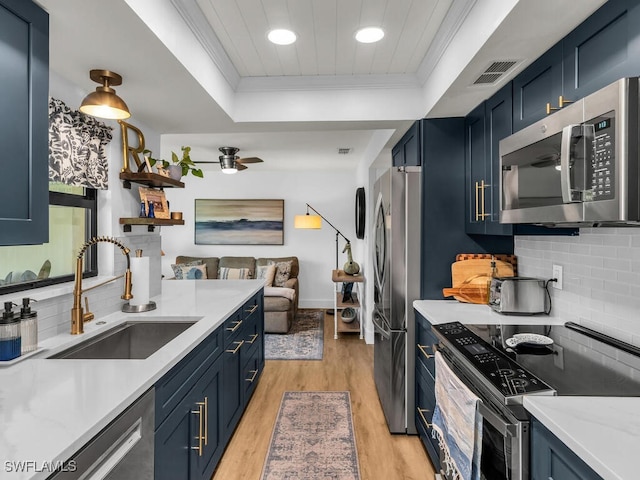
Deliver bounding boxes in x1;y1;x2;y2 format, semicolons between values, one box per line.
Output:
265;309;323;360
261;391;361;480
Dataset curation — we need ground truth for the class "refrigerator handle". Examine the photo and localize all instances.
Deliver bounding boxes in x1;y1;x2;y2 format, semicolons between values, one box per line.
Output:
372;312;391;339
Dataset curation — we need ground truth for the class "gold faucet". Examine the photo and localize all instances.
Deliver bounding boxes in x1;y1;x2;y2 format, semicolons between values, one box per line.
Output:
71;236;133;335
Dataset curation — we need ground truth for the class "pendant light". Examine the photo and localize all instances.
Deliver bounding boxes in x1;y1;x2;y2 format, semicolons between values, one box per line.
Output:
79;69;131;120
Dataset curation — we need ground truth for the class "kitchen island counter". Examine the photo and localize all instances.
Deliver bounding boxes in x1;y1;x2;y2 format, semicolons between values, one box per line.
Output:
414;299;640;480
0;280;263;480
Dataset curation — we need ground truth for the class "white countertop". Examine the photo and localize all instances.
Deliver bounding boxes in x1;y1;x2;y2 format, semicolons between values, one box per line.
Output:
414;299;640;480
0;280;263;480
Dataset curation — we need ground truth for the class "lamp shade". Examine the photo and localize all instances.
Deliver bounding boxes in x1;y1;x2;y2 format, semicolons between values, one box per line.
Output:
79;69;131;120
80;90;130;119
294;214;321;229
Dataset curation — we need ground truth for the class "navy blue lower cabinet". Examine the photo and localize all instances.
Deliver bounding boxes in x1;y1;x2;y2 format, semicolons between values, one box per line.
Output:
531;417;602;480
221;335;244;442
414;312;440;468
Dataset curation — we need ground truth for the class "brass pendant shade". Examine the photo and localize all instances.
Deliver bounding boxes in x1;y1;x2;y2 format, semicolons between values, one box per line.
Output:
79;69;131;120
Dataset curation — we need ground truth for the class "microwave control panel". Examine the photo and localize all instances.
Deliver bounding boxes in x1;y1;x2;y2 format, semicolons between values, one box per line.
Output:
589;113;615;200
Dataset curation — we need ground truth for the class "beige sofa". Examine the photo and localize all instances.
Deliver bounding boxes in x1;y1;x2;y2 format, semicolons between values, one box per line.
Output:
175;255;299;333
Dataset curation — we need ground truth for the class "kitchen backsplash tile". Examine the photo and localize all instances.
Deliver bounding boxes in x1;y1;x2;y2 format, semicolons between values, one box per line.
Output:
516;228;640;348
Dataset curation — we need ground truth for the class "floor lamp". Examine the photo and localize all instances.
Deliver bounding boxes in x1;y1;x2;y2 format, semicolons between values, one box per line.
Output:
294;203;350;315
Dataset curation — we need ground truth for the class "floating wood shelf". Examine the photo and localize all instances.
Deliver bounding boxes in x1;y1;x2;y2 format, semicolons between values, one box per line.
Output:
119;171;185;189
119;217;185;232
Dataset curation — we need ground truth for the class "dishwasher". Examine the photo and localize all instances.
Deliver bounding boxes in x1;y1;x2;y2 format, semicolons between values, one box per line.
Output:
48;388;154;480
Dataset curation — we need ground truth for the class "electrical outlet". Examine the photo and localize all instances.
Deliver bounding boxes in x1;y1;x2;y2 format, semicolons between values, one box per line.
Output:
552;264;563;290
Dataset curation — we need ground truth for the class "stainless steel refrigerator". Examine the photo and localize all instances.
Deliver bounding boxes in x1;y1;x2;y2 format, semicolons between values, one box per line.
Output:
372;166;421;434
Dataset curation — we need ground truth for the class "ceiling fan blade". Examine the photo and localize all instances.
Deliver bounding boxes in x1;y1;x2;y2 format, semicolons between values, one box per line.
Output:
236;163;248;171
193;160;220;164
236;156;263;164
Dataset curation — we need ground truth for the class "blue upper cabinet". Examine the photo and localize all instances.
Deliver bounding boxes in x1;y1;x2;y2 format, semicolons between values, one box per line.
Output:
465;83;513;236
0;0;49;246
392;121;421;167
512;44;563;132
562;0;640;102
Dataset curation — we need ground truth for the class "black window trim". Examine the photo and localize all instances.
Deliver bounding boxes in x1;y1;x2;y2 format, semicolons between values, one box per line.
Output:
0;188;98;296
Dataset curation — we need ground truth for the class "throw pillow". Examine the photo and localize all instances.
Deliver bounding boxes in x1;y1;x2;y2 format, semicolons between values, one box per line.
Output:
171;260;203;279
174;264;207;280
256;264;277;287
270;260;292;287
219;267;251;280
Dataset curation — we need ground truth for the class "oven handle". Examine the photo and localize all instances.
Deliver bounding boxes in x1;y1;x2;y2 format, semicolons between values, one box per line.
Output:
477;400;518;438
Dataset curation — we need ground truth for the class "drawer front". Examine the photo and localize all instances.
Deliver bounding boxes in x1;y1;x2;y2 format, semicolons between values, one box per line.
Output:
223;308;245;347
415;317;437;377
155;327;222;427
415;365;439;466
242;352;261;401
243;290;263;322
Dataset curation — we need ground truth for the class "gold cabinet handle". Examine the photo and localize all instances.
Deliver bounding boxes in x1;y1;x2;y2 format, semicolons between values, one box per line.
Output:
246;369;259;383
191;402;204;456
475;181;480;221
226;340;244;354
558;95;573;108
248;333;259;344
546;102;560;115
417;344;435;360
245;304;259;314
480;179;488;220
417;407;432;428
475;180;490;221
226;319;243;332
202;397;208;446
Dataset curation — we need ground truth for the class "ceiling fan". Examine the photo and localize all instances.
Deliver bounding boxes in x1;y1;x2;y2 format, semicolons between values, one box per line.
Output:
195;146;264;174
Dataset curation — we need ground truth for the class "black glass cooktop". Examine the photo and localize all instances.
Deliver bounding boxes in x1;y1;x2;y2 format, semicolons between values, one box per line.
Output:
436;321;640;397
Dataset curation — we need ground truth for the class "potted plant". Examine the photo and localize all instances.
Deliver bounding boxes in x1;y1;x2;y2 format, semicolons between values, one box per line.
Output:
143;146;203;180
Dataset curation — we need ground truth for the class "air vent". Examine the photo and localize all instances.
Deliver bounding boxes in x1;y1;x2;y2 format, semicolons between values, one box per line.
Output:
473;60;518;85
338;148;352;155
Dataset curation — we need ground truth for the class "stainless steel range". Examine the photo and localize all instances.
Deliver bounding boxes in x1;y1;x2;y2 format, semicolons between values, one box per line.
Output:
432;321;640;480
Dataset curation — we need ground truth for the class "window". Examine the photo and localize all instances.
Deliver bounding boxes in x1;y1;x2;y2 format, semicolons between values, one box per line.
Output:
0;183;97;295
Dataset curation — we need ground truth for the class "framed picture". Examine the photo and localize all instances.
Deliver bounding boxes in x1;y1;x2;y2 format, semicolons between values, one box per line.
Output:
195;199;284;245
139;187;169;219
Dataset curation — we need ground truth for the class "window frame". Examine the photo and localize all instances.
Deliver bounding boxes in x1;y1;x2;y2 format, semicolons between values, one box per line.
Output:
0;188;98;295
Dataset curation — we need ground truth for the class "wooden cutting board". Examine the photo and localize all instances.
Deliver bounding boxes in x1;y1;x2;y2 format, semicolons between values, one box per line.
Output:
451;259;514;287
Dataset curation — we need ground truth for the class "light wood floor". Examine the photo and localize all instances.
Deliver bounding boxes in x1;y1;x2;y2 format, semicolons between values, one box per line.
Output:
212;310;436;480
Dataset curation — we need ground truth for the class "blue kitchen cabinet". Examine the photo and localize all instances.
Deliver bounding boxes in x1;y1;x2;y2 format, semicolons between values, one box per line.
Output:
512;45;563;132
155;290;265;480
414;311;439;467
465;83;514;236
0;0;49;245
531;417;603;480
562;0;640;104
392;121;421;167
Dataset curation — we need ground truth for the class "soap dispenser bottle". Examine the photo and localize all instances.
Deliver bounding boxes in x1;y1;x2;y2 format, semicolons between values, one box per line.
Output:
0;302;21;361
20;298;38;354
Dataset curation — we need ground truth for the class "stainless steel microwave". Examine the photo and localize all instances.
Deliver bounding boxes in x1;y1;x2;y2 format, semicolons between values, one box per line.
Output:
499;77;640;226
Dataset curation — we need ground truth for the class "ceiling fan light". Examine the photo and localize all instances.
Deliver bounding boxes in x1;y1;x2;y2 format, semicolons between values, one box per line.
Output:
222;166;238;174
355;27;384;44
268;29;297;45
220;156;238;174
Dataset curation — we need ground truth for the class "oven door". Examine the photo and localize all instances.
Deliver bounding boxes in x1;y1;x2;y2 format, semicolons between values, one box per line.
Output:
438;352;529;480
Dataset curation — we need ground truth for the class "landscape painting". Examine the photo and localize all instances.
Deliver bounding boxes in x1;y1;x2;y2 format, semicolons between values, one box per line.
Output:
195;199;284;245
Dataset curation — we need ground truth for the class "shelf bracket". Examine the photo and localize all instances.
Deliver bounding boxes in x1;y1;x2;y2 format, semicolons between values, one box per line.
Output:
123;224;132;232
122;180;132;189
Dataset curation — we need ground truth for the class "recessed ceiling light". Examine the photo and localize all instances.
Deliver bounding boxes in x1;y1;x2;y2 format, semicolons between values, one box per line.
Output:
355;27;384;44
268;29;297;45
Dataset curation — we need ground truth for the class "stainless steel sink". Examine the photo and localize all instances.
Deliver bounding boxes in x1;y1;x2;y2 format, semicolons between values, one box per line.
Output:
48;320;197;359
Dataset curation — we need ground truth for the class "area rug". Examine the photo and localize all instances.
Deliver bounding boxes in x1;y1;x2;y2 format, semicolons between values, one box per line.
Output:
264;309;323;360
261;391;361;480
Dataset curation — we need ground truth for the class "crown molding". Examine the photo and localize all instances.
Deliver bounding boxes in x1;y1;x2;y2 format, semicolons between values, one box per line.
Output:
417;0;478;85
170;0;241;89
237;73;422;93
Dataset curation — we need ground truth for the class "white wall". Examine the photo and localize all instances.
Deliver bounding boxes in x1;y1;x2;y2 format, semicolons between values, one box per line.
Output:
516;228;640;347
159;169;360;310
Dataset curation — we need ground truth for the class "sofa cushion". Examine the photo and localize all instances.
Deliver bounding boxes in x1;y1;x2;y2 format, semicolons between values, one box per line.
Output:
264;295;292;312
256;264;277;286
256;257;299;279
219;257;256;278
219;267;251;279
176;256;219;279
270;260;292;287
174;264;208;280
